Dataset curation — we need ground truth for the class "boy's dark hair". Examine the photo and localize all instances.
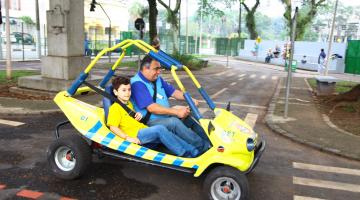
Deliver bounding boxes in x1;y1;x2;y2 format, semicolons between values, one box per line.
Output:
140;55;154;71
112;76;130;90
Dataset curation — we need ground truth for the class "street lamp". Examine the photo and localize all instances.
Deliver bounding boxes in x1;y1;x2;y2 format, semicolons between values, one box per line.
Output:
90;0;112;63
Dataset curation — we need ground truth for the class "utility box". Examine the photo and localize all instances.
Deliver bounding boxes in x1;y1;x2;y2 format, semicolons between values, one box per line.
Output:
315;76;338;96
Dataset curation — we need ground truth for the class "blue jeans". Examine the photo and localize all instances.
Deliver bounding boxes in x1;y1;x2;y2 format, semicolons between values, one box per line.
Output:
137;125;199;157
148;117;210;153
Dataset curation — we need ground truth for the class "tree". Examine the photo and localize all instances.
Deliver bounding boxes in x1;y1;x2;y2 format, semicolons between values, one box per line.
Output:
158;0;181;53
280;0;326;40
241;0;260;39
148;0;158;43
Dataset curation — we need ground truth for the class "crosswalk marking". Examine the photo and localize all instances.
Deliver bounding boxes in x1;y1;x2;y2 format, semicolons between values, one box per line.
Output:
226;72;235;77
244;113;258;128
210;88;228;99
238;74;246;78
293;177;360;193
198;100;266;109
294;195;326;200
215;71;227;76
250;74;257;78
0;119;25;127
260;75;267;79
230;82;237;86
293;162;360;176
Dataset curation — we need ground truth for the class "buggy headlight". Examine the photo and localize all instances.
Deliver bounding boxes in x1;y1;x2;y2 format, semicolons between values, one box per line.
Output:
246;138;255;152
239;125;251;134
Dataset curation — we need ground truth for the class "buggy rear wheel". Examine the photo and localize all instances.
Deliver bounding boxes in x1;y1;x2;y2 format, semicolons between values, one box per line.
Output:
47;134;92;180
203;166;249;200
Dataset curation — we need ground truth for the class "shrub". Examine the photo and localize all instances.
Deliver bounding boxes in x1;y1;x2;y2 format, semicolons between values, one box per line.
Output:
171;52;208;70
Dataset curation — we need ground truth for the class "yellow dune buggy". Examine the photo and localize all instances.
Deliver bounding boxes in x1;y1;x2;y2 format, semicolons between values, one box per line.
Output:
47;39;265;200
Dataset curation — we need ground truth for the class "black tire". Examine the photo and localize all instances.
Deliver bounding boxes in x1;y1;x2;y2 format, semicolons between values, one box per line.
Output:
203;166;249;200
47;134;92;180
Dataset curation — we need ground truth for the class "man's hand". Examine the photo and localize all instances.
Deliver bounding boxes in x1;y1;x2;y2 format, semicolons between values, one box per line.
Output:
134;112;143;121
174;107;190;119
126;136;141;144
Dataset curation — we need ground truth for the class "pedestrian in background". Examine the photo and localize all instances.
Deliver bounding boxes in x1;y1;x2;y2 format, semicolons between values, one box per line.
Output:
318;49;326;74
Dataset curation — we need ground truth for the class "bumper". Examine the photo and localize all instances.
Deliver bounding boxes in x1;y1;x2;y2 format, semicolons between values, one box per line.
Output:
245;139;266;174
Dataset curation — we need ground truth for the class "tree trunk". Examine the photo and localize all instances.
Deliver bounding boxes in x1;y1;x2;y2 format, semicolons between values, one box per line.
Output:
241;0;260;40
148;0;158;42
172;24;179;53
330;84;360;103
245;12;257;39
281;0;325;40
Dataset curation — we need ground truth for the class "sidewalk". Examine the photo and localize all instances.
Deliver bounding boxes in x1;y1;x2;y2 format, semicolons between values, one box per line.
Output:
266;77;360;161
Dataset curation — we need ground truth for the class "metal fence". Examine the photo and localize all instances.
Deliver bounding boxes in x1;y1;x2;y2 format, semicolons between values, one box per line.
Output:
1;28;244;61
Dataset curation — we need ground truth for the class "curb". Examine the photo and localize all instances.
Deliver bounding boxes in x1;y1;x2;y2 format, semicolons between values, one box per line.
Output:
265;78;360;161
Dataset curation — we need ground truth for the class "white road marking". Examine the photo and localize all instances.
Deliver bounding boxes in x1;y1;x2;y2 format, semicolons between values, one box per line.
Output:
198;100;266;110
230;82;237;86
226;72;235;77
216;71;227;76
238;77;244;81
294;195;326;200
272;76;278;80
250;74;257;78
198;107;208;115
260;75;267;79
293;177;360;193
0;119;25;127
293;162;360;176
238;74;246;78
244;113;258;128
210;88;228;99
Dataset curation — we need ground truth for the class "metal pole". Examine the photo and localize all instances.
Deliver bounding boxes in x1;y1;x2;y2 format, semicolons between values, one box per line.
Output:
35;0;41;58
0;0;3;60
43;24;47;56
199;0;203;55
226;37;229;68
185;0;188;54
22;22;24;61
284;7;298;119
324;0;339;76
238;0;242;39
5;0;11;80
98;3;111;63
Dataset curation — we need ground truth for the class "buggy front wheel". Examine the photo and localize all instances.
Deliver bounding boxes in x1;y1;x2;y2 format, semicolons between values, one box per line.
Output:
47;134;92;180
203;166;249;200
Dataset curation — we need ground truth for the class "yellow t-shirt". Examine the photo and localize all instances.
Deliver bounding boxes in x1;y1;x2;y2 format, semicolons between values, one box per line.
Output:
107;101;148;138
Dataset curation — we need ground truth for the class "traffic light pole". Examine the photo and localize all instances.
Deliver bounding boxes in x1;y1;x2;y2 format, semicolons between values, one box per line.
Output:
284;7;298;119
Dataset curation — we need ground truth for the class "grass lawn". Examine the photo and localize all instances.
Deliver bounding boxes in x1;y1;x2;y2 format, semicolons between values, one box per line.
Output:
307;78;358;93
0;70;40;84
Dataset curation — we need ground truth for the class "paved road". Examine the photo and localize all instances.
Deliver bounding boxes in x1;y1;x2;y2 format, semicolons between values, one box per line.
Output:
0;59;360;200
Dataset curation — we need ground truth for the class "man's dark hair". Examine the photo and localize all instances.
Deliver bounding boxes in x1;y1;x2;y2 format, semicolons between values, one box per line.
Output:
112;76;130;90
140;55;154;71
321;48;324;52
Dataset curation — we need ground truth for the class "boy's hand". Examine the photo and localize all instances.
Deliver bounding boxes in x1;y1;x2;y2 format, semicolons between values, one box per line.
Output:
126;136;141;144
192;98;199;106
134;112;143;121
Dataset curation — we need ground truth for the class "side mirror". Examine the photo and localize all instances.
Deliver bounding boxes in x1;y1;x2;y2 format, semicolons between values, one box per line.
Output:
226;101;231;111
208;121;215;135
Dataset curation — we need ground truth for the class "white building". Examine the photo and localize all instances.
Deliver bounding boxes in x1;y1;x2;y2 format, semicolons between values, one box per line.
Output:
1;0;129;43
